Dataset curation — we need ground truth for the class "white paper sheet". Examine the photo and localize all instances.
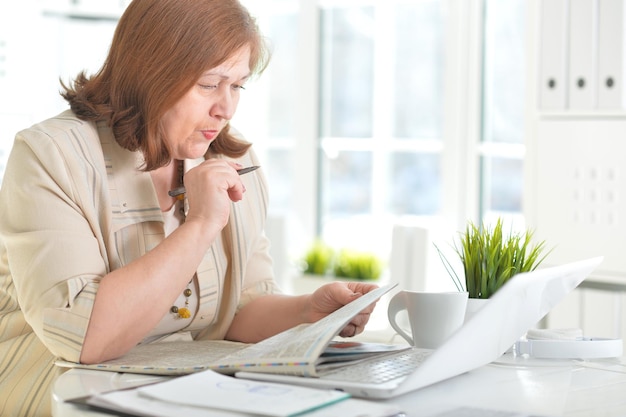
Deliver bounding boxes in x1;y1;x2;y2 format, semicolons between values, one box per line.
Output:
136;370;348;416
86;370;403;417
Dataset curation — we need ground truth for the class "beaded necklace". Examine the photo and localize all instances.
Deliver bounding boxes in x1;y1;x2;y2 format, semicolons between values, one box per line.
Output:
169;160;193;319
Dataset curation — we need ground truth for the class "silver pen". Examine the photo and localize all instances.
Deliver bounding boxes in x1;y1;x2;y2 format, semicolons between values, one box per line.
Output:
168;165;260;198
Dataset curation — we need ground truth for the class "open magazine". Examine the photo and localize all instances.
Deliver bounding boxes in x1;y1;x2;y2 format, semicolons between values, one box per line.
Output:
56;283;406;377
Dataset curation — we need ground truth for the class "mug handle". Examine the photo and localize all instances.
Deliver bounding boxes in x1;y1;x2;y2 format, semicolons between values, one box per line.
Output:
387;292;413;345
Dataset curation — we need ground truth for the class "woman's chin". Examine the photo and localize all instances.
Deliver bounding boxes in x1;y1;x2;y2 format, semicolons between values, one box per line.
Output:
181;145;212;160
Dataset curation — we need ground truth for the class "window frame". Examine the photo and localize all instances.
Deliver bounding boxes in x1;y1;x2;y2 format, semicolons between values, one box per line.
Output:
237;0;523;252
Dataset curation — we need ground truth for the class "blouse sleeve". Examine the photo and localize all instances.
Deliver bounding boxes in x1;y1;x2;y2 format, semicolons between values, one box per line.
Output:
0;124;109;362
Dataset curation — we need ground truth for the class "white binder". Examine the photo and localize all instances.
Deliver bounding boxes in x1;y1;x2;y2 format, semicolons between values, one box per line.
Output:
596;0;626;109
538;0;569;110
568;0;597;110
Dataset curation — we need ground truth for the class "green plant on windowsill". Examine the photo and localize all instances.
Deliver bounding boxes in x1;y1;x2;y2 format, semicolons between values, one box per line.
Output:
436;218;552;299
333;248;383;281
302;240;335;276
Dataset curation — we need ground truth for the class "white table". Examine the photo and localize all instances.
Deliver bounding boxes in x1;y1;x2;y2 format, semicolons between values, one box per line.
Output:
52;353;626;417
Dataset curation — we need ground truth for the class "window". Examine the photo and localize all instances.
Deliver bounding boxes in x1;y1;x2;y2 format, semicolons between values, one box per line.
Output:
317;1;445;254
480;0;526;228
236;0;527;266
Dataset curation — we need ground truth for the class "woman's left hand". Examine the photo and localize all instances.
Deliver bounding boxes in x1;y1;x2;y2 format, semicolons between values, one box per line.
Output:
307;281;380;338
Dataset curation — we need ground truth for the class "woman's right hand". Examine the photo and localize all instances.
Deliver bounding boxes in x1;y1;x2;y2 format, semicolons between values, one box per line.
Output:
182;159;246;233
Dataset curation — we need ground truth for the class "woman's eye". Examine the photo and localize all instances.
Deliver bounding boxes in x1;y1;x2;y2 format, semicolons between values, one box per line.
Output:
198;83;245;91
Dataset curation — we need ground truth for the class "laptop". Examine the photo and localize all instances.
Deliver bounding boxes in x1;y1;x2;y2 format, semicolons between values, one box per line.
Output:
237;256;604;399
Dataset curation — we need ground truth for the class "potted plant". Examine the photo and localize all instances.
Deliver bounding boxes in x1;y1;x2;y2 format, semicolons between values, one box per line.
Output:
292;241;384;294
301;239;335;276
332;248;383;281
436;218;551;300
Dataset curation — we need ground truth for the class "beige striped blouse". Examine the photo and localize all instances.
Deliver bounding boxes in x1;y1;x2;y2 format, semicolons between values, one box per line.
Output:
0;111;280;416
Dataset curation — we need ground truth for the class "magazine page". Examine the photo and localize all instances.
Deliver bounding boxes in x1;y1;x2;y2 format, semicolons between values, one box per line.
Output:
55;340;248;375
56;283;397;376
209;283;397;376
316;341;409;366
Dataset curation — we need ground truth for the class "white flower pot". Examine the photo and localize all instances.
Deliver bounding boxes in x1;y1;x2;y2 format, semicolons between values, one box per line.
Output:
465;298;489;323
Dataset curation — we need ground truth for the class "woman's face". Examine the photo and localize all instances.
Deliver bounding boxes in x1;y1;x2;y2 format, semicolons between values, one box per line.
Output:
161;46;251;160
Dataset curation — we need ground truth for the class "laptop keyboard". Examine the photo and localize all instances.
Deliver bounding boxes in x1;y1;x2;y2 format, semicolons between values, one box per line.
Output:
318;348;432;384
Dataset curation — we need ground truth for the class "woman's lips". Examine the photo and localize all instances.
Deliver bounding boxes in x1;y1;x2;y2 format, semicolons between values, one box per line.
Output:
201;130;218;140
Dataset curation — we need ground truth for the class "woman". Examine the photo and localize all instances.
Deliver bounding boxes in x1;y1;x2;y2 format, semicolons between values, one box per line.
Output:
0;1;379;415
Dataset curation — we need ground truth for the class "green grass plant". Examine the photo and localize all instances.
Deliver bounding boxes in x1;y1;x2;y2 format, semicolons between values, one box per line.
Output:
436;218;551;299
333;249;383;281
301;241;383;280
302;240;334;276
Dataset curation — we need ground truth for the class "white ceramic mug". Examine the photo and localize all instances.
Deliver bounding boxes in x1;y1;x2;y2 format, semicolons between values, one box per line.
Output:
387;290;469;349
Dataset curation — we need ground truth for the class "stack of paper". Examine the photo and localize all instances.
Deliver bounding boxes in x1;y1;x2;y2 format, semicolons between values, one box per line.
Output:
78;370;403;417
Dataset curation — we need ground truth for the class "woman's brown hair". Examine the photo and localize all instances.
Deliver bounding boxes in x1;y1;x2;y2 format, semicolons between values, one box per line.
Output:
61;0;270;171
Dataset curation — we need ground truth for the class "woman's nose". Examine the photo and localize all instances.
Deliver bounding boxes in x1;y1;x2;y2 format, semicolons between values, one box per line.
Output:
210;87;237;121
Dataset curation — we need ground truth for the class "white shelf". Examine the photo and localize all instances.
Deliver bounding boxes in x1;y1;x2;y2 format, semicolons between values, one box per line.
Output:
537;111;626;119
